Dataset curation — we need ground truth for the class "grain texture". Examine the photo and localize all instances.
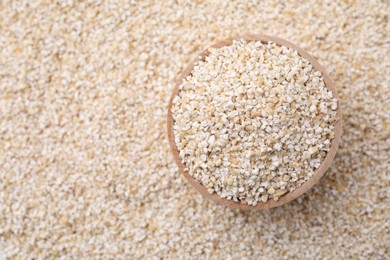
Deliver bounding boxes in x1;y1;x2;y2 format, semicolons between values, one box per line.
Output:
0;0;389;258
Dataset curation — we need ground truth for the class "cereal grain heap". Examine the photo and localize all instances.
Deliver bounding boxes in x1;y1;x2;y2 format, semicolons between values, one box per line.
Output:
0;0;388;259
172;40;338;205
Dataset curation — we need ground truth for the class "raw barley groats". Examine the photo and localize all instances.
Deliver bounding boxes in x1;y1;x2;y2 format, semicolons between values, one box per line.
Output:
172;40;338;206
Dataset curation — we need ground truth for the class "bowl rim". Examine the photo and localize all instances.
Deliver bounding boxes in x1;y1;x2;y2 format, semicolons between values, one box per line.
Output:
167;34;342;210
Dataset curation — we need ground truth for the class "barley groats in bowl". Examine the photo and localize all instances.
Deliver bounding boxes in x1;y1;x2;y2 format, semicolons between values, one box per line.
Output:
167;34;342;210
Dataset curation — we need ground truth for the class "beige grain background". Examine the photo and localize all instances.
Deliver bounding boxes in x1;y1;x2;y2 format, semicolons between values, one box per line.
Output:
0;0;389;259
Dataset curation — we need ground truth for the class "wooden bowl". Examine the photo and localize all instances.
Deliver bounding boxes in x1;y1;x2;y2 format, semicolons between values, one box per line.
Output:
167;34;342;210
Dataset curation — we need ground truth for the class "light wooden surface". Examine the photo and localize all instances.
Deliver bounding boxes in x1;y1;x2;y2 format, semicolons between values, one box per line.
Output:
167;34;342;210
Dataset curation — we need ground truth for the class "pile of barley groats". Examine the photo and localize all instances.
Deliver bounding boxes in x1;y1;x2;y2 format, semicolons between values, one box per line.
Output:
172;40;338;205
1;0;389;258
